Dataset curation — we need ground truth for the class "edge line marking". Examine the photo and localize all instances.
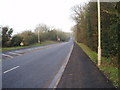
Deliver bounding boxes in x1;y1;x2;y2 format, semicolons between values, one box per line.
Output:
49;42;74;88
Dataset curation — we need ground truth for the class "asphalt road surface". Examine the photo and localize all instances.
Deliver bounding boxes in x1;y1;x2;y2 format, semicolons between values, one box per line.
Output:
57;43;115;88
2;39;73;88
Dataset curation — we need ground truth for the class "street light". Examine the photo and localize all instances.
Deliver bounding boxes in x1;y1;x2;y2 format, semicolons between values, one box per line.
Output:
37;27;40;43
57;30;58;41
97;0;101;66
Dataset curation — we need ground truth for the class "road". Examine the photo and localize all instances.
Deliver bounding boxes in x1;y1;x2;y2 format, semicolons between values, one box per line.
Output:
2;39;73;88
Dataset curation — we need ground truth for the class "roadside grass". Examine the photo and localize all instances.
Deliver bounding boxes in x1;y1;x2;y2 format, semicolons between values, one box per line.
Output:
76;42;119;88
1;41;59;52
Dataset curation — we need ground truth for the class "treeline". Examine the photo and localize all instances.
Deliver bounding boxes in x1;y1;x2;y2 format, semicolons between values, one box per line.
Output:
72;1;120;66
1;24;70;47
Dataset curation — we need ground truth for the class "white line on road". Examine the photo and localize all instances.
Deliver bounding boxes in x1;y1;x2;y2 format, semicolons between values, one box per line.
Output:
8;52;21;56
3;66;20;74
14;51;21;53
2;54;13;58
13;51;21;54
14;50;25;53
49;43;74;88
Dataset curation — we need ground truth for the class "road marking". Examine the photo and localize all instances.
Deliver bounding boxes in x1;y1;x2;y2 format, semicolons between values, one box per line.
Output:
8;52;21;56
49;43;74;88
3;43;66;59
14;51;25;54
3;66;20;74
2;54;13;58
14;51;22;53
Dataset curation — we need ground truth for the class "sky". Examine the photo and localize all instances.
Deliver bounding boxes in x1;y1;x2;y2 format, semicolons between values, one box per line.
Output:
0;0;89;35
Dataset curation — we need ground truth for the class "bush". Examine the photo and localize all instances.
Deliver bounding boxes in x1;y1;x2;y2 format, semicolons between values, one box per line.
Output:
11;35;23;46
18;31;38;46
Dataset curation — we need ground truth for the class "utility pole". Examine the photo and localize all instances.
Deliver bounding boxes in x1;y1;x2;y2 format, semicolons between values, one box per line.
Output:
38;28;40;43
56;30;60;41
97;0;101;66
57;30;58;40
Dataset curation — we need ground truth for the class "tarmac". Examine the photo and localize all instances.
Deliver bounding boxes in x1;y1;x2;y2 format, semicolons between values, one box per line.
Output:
57;42;115;88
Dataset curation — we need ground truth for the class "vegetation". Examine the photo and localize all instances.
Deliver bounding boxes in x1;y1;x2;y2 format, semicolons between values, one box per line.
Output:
1;24;70;48
72;2;119;65
77;42;119;88
2;27;13;47
72;1;119;88
34;24;70;43
2;41;59;52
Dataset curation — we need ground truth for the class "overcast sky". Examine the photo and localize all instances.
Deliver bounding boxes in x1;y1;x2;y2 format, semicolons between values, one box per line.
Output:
0;0;89;34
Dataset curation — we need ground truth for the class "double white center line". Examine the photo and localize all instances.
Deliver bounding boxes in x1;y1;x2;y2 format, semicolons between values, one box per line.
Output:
3;66;20;74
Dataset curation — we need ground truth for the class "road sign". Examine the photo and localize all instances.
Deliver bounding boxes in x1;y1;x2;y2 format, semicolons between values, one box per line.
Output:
58;38;60;41
20;42;24;46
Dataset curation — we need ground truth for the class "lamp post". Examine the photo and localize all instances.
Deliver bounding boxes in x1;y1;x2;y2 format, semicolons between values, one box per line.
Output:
38;28;40;43
97;0;101;66
57;30;58;41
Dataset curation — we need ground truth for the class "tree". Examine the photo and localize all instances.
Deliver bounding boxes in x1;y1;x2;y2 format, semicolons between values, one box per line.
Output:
72;1;118;65
115;1;120;17
18;30;37;45
34;24;49;43
47;30;57;41
11;35;23;46
2;26;13;47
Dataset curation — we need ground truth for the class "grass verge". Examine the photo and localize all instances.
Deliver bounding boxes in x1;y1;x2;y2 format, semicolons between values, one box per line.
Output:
76;42;119;88
2;41;59;52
